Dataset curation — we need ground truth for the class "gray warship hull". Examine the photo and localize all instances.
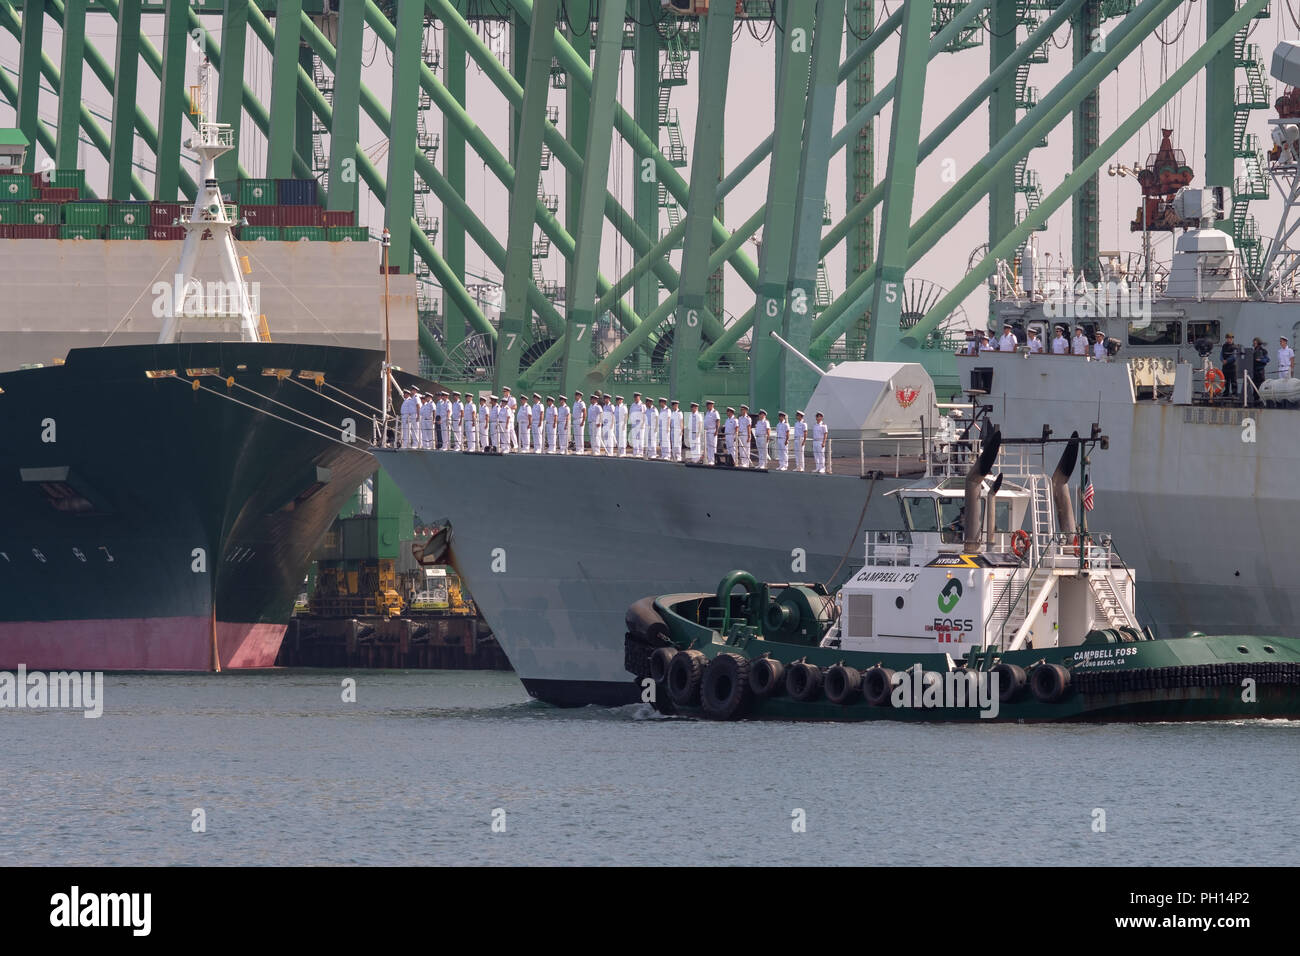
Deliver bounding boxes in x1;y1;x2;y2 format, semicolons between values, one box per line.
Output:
373;449;912;705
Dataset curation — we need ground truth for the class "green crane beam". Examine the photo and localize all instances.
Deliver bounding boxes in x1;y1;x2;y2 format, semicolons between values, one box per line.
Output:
55;0;86;171
215;0;247;184
988;0;1017;296
16;0;43;173
326;0;363;213
1205;0;1235;188
496;0;558;393
632;0;660;356
810;0;1185;355
154;0;190;200
909;0;1270;348
266;0;304;179
107;0;140;198
559;0;623;396
384;0;425;275
443;26;468;352
670;0;736;402
1072;0;1101;275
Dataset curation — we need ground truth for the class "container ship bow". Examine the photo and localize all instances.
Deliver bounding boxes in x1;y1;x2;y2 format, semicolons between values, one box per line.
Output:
0;59;385;670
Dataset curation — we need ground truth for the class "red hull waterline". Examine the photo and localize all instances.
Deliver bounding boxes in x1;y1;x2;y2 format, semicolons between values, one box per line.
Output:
0;618;287;671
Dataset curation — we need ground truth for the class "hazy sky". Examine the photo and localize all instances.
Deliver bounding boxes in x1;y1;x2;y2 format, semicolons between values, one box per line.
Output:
4;4;1300;336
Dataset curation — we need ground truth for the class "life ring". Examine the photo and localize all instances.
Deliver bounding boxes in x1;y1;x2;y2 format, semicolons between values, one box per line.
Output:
1205;367;1225;396
1011;529;1032;558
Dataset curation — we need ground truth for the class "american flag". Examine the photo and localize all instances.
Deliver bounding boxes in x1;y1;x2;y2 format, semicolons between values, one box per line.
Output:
1082;480;1095;512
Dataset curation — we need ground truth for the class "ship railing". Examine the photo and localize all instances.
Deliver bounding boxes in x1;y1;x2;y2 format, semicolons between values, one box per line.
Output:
864;530;912;567
1038;531;1115;572
926;438;1047;479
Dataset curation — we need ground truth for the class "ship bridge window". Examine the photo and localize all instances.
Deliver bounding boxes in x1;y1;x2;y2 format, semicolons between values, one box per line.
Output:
1186;320;1220;345
1128;320;1182;347
902;496;938;532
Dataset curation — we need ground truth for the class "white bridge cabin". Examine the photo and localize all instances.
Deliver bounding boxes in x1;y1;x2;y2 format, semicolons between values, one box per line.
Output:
825;439;1141;656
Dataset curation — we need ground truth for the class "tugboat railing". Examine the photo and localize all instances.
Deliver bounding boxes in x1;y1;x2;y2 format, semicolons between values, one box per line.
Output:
987;531;1117;647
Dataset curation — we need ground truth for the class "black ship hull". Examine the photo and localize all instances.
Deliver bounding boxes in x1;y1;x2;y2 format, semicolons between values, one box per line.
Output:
0;342;382;670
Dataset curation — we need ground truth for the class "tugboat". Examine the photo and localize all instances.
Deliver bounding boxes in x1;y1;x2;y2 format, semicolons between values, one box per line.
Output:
625;428;1300;721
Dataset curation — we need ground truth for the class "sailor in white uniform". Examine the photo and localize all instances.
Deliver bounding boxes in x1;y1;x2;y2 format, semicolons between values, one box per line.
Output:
735;404;752;468
812;411;828;474
601;395;615;454
529;394;544;453
668;399;684;461
775;411;789;470
541;396;556;452
1071;326;1088;356
1092;332;1108;360
1027;327;1044;353
450;392;463;450
646;399;660;459
628;393;646;457
1280;337;1295;378
753;409;771;470
556;395;570;453
420;393;436;449
998;324;1018;352
656;398;672;461
502;386;519;450
1051;326;1069;355
435;392;450;450
686;401;702;462
703;400;719;465
463;395;477;451
572;391;586;454
486;396;498;449
792;410;807;472
515;397;531;453
723;407;738;465
613;395;628;456
400;388;418;448
589;392;604;454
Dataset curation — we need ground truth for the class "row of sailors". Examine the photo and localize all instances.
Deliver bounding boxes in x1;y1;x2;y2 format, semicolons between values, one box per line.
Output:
964;324;1118;359
398;387;831;473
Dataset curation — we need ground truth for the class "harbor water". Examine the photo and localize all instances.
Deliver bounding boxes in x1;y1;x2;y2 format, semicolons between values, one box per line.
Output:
3;669;1296;866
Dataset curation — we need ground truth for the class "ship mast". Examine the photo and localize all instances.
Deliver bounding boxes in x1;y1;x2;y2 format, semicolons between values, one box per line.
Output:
156;58;261;344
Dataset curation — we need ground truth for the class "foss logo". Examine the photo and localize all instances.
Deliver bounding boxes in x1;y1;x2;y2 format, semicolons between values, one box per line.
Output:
935;578;974;631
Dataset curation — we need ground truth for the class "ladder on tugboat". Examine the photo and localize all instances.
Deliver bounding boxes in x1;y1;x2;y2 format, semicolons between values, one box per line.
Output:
1090;574;1138;629
1028;474;1053;559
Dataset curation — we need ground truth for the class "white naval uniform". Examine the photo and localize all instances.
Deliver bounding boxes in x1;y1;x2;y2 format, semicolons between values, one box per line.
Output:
613;402;628;456
998;332;1017;351
400;395;418;448
687;410;703;462
658;407;672;461
504;395;519;449
530;401;543;453
668;408;683;461
628;401;646;457
420;400;435;449
1051;335;1068;354
556;402;570;453
753;418;770;469
573;400;586;454
703;408;719;464
776;420;789;470
589;403;604;453
724;416;737;464
1280;345;1295;378
451;400;464;449
440;399;451;449
544;404;558;452
517;402;533;452
1027;337;1044;353
735;415;751;468
793;419;807;471
812;420;828;473
464;402;477;451
486;404;497;449
601;403;615;453
646;406;659;458
1071;333;1088;356
1092;340;1107;360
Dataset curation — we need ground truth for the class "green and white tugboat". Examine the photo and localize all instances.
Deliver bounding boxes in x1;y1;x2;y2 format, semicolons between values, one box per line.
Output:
625;428;1300;722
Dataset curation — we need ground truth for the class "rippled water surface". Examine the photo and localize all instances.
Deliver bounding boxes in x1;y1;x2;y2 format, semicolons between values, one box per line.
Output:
3;669;1296;865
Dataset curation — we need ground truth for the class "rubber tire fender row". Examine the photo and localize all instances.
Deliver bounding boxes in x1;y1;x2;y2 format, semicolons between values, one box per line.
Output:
786;661;824;702
667;649;708;706
749;656;785;698
863;666;896;706
824;663;863;705
648;646;678;684
700;653;753;721
1030;662;1071;703
992;662;1027;703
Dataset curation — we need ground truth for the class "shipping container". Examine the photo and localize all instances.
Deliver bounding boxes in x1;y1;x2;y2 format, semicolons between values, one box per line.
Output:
59;224;102;240
112;202;151;226
48;169;85;192
18;202;60;225
107;224;148;240
239;178;277;206
239;225;283;241
150;202;182;225
241;204;280;226
0;204;21;224
328;226;370;242
63;201;109;225
148;225;186;240
0;174;34;200
36;187;80;203
321;209;356;228
277;178;319;206
0;224;15;238
11;224;59;239
283;225;326;242
277;203;322;227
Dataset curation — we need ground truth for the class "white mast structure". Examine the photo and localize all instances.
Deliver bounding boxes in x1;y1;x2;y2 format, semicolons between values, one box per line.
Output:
157;57;261;344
